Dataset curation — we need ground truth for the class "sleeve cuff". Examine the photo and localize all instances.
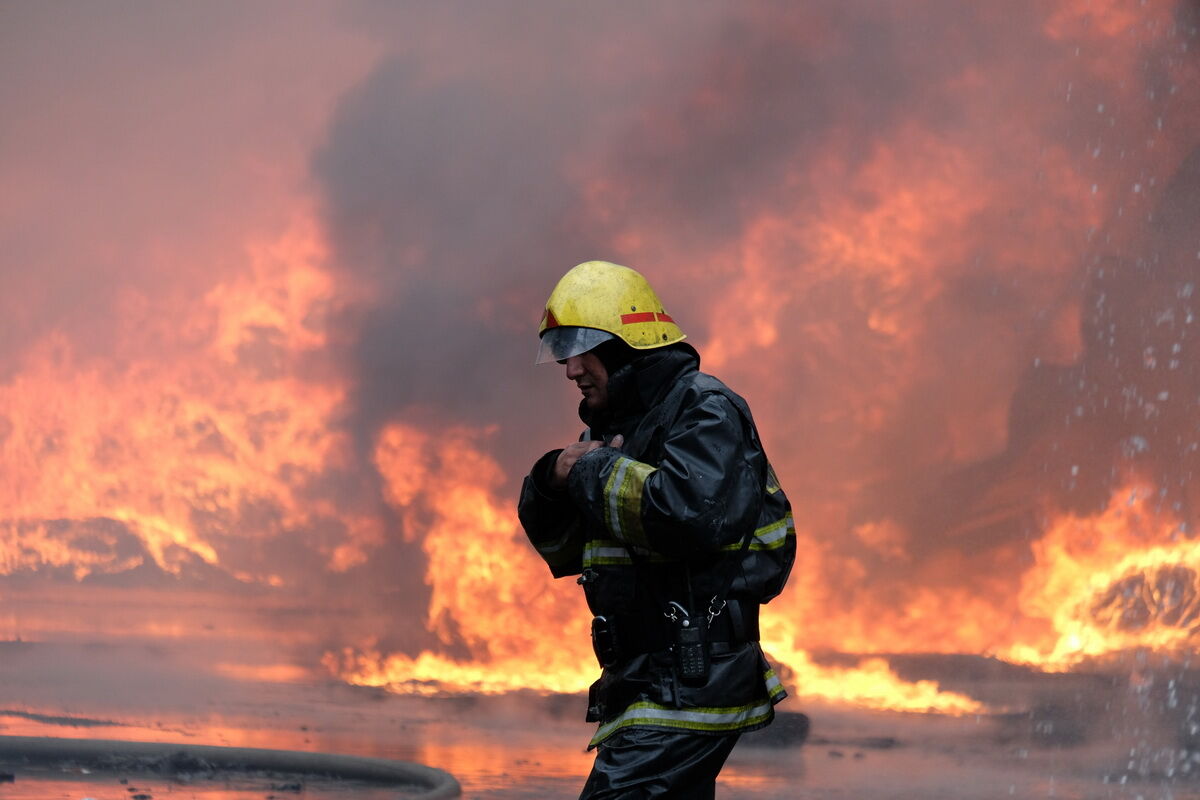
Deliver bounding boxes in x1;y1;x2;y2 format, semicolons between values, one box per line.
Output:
529;449;569;500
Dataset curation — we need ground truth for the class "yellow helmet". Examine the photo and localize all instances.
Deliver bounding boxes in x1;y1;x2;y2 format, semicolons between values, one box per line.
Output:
536;261;687;364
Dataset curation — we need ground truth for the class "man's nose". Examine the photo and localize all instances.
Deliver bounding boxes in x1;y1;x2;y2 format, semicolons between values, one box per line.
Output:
564;356;584;380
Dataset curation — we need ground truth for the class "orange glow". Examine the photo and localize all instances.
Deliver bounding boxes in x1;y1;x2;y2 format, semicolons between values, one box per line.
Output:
212;663;316;684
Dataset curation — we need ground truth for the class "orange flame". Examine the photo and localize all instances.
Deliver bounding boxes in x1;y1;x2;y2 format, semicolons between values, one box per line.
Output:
1007;485;1198;669
326;422;594;694
0;219;379;583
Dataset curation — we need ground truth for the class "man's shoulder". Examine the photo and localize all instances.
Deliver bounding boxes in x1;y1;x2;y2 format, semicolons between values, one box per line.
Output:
668;369;754;422
687;369;731;394
679;369;744;403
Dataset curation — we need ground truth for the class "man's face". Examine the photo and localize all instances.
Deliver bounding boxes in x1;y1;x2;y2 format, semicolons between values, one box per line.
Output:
563;351;609;410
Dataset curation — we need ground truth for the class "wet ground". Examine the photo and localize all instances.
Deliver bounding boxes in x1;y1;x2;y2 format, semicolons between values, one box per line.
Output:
3;641;1200;799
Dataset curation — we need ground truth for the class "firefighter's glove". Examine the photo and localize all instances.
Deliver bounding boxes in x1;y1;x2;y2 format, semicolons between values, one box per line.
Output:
551;434;623;490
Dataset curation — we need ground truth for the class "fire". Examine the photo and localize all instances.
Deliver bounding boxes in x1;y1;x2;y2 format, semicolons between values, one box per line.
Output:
1007;485;1200;669
0;218;375;584
326;422;594;694
759;614;983;715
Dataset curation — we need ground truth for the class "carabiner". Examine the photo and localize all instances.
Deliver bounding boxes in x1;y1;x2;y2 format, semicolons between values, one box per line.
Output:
664;600;689;622
706;596;726;623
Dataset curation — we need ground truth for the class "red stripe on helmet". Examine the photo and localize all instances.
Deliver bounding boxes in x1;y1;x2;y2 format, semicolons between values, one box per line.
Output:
619;311;675;325
543;308;559;328
620;312;657;324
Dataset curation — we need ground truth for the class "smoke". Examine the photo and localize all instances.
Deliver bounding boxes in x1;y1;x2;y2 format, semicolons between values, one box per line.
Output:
309;3;741;462
311;56;585;445
0;2;363;373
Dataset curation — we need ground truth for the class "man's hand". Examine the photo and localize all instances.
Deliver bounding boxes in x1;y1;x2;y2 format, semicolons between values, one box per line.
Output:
551;435;624;490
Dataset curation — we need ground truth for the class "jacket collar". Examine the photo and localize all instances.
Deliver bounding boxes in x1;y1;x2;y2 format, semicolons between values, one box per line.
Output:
580;344;699;432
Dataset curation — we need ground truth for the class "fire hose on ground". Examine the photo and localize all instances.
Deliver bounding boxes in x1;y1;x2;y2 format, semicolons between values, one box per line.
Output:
0;734;461;799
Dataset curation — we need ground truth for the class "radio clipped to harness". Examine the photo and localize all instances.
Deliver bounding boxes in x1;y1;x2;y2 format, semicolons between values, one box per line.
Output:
665;601;710;686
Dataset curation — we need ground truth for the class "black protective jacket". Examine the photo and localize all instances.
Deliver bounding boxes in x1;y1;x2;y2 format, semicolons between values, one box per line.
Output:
518;345;795;747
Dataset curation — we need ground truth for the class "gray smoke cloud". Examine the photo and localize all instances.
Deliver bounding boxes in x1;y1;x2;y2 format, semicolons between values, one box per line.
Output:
312;56;588;446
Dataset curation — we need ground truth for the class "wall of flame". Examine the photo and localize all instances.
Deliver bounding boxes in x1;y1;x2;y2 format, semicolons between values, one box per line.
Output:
2;0;1199;714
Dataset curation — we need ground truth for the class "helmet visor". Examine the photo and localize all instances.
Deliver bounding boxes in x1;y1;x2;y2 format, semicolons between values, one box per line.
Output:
535;326;615;365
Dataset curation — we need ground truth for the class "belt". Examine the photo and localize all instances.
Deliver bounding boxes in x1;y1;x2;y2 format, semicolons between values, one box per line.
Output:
596;599;759;662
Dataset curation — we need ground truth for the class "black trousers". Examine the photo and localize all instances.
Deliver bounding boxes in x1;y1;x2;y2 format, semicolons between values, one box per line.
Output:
579;728;740;799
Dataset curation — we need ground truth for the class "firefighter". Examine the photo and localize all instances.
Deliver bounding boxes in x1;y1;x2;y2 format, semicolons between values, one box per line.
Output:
518;261;796;798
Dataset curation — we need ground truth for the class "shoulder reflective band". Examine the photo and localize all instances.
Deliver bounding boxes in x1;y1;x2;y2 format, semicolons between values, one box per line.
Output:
602;456;655;549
